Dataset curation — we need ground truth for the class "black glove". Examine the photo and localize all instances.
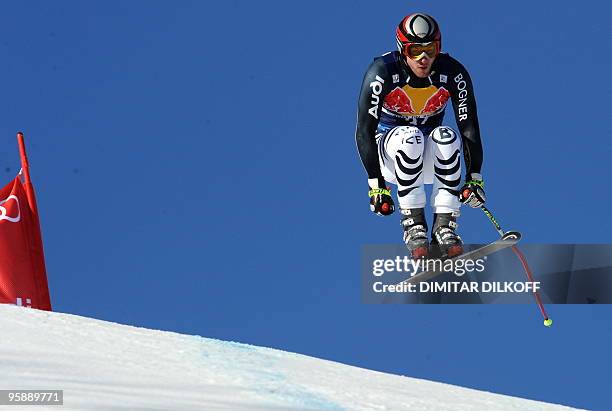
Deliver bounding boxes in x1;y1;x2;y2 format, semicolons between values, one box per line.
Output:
459;174;486;208
368;178;395;216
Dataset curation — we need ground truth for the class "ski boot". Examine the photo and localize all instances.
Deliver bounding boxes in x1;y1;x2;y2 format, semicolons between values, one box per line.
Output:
431;212;463;258
400;208;429;259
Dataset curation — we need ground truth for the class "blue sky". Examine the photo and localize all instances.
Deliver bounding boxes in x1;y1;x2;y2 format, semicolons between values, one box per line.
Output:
0;1;610;409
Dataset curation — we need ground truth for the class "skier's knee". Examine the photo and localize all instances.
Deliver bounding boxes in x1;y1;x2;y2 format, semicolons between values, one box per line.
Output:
394;126;425;146
430;126;461;163
430;126;459;146
385;126;425;157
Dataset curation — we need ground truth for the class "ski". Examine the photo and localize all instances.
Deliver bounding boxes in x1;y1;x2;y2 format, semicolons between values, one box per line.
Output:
396;231;521;285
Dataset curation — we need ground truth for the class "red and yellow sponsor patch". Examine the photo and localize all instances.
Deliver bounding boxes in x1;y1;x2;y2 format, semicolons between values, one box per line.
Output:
384;85;450;116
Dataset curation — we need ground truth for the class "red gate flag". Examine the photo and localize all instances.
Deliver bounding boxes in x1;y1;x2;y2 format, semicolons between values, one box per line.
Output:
0;133;51;310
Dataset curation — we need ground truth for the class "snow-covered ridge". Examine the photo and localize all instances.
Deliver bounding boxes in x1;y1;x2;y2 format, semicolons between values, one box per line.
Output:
0;305;579;410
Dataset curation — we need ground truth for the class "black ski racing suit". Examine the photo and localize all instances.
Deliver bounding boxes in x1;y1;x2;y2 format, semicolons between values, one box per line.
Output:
355;51;483;186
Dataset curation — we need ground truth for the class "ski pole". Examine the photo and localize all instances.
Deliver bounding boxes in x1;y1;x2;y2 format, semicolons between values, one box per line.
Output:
480;205;504;237
510;245;552;327
478;205;552;327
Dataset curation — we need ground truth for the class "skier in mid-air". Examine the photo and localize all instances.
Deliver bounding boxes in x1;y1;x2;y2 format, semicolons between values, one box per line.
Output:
356;13;486;259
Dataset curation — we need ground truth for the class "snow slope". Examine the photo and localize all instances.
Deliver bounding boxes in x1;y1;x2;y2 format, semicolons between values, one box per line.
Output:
0;305;580;411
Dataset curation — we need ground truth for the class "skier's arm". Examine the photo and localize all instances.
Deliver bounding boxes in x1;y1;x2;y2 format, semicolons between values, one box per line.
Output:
448;59;483;179
355;58;390;188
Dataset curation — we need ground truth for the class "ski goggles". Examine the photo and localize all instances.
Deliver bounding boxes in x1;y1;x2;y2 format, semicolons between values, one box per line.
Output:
402;41;440;60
